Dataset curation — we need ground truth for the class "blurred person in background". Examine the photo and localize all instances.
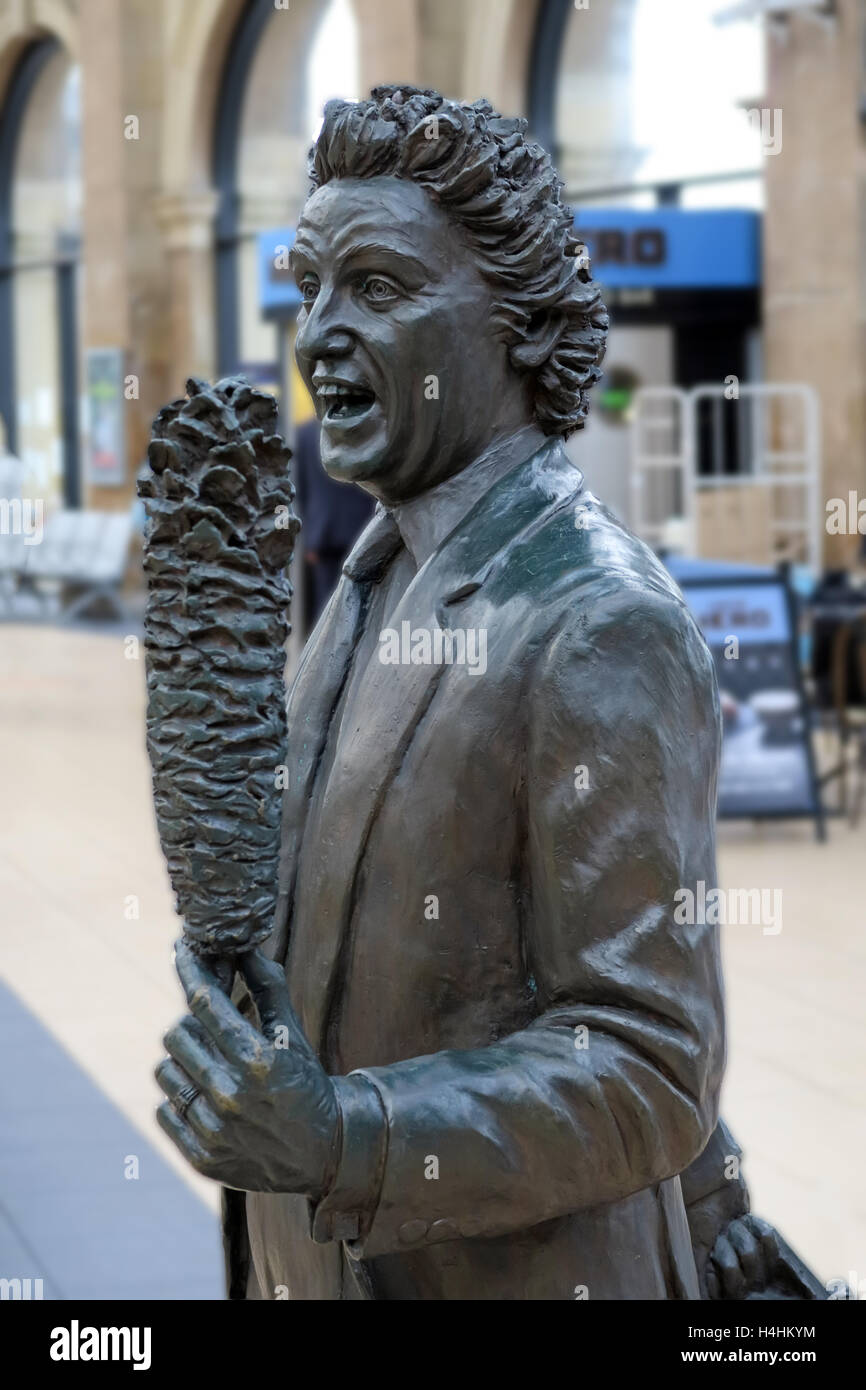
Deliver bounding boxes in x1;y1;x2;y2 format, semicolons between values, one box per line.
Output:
294;416;374;630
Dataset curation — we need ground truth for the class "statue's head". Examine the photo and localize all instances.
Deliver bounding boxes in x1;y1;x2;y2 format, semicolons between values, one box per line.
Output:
292;85;608;505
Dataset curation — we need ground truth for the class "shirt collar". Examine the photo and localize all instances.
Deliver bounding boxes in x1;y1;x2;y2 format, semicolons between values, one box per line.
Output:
388;425;548;570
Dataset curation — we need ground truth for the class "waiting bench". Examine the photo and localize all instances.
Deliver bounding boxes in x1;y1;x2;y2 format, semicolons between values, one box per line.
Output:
0;507;134;621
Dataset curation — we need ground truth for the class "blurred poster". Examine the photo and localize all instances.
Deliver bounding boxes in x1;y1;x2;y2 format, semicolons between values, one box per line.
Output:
681;577;820;820
86;348;125;487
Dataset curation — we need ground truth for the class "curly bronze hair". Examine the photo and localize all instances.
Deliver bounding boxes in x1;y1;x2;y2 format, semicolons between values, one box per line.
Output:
307;85;608;438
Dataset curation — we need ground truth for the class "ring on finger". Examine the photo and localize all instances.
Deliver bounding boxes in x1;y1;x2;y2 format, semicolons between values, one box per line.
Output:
173;1083;200;1121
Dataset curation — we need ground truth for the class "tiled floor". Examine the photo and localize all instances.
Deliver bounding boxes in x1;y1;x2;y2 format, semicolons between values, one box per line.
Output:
0;623;863;1298
0;623;222;1300
717;816;866;1292
0;982;221;1299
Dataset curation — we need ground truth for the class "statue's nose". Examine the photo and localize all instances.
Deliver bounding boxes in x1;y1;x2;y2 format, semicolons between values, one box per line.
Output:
296;295;354;367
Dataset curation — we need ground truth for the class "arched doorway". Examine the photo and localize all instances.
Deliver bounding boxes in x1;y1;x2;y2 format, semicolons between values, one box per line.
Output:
530;0;641;201
528;0;764;525
212;0;359;385
531;0;764;207
0;37;81;507
528;0;571;158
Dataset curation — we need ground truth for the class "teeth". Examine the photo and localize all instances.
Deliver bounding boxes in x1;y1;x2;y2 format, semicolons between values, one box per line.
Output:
315;381;375;421
315;383;369;398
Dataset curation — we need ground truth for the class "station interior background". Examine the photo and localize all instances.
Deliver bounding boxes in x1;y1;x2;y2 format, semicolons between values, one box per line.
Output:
1;0;864;1300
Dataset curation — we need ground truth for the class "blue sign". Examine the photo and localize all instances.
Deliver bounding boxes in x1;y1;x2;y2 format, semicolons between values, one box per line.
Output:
258;227;302;316
574;208;760;290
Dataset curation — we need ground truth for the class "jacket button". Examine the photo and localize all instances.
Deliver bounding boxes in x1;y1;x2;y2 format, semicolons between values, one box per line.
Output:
427;1219;459;1243
398;1220;428;1245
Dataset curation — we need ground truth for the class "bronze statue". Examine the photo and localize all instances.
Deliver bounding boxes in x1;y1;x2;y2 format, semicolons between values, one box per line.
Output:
148;87;823;1300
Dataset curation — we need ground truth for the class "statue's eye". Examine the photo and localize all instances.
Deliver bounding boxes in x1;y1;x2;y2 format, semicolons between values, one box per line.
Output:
299;277;319;304
361;276;399;305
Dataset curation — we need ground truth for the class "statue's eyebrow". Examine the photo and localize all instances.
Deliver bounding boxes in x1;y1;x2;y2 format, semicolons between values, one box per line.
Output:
290;234;436;292
289;241;316;272
338;240;431;280
292;232;433;281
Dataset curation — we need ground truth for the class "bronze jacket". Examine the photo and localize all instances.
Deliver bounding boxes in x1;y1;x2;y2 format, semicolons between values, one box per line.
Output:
226;439;726;1300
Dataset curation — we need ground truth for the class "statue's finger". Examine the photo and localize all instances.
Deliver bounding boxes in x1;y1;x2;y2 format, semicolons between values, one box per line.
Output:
175;939;265;1065
728;1221;763;1288
154;1055;194;1102
154;1057;223;1145
710;1235;747;1299
156;1099;213;1174
163;1020;239;1107
744;1213;780;1268
238;949;307;1047
183;1013;223;1056
704;1263;721;1301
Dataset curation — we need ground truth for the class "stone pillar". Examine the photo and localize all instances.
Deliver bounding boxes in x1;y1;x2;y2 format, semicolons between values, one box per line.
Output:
416;0;467;98
80;0;129;379
763;0;866;565
462;0;538;116
153;192;219;390
352;0;420;93
80;0;172;510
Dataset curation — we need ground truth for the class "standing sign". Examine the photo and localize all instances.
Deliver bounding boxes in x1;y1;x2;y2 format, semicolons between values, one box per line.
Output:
678;573;823;833
86;348;126;488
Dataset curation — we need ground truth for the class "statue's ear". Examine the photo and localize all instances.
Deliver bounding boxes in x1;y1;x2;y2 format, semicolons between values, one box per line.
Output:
509;311;563;371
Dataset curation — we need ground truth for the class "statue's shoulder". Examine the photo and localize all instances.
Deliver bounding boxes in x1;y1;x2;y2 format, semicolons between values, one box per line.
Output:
514;494;719;728
568;490;683;602
519;469;684;611
514;478;715;685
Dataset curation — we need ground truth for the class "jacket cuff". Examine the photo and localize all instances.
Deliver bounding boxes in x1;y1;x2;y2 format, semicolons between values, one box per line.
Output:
680;1119;747;1210
309;1072;388;1246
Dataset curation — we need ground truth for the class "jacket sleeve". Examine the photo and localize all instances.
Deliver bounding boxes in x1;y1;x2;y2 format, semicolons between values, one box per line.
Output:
313;578;726;1258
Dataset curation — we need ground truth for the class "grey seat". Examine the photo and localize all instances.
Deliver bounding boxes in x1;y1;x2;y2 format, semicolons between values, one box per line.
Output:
13;508;134;621
0;455;29;613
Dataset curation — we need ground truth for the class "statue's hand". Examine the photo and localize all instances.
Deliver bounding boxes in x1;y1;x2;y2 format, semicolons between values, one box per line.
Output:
706;1213;791;1299
155;940;340;1199
706;1212;827;1301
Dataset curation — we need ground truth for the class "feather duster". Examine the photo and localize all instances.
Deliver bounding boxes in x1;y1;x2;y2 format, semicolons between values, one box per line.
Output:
137;376;299;956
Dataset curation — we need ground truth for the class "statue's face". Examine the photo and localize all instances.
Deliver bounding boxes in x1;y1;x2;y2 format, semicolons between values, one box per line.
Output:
292;176;531;504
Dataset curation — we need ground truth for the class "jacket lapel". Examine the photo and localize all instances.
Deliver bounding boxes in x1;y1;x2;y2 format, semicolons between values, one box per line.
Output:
286;440;584;1057
266;508;401;964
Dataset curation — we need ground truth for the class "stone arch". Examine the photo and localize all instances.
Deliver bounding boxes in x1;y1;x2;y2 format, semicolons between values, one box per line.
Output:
0;0;80;107
0;9;82;499
161;0;377;198
158;0;367;383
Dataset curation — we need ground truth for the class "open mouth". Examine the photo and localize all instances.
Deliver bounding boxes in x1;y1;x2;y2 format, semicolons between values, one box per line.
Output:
316;382;376;423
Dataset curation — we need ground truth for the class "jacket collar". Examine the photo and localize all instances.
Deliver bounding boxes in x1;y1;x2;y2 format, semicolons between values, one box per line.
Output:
342;436;583;598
